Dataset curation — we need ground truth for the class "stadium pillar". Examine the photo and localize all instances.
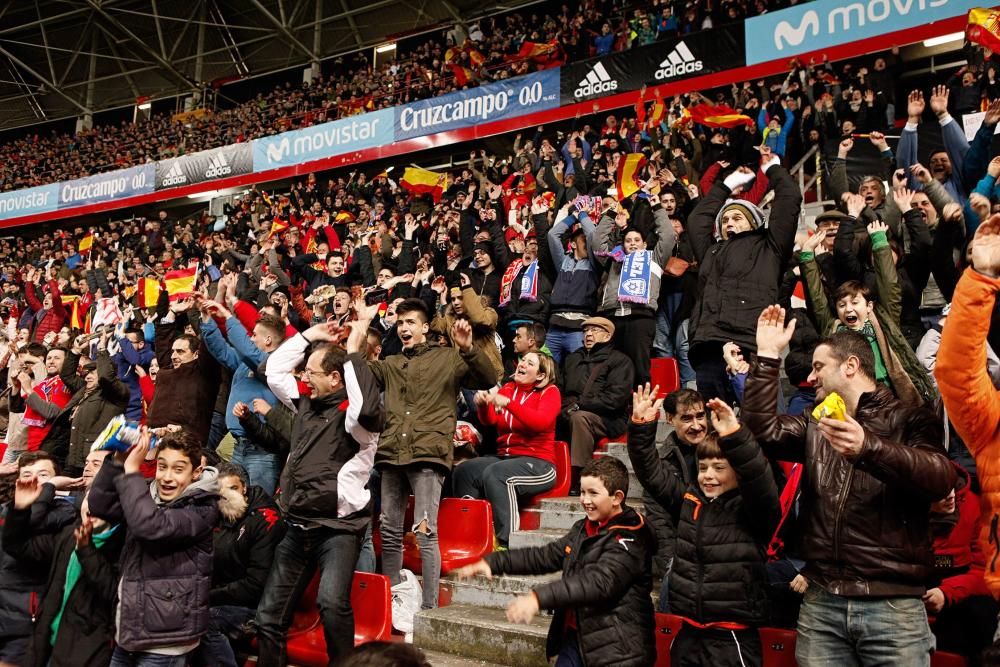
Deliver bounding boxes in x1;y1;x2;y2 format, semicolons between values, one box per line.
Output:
311;0;322;80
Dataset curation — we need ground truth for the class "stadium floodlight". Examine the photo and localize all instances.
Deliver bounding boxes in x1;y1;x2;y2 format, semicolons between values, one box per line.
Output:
923;32;964;48
137;102;151;111
375;43;397;54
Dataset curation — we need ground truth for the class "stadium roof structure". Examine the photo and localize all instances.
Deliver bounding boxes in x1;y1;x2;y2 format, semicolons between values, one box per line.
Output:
0;0;535;131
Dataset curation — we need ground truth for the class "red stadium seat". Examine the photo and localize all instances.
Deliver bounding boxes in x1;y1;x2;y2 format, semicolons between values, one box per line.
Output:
595;434;627;455
650;357;681;399
932;652;968;667
759;627;798;667
403;497;493;574
519;441;572;529
654;613;684;666
285;572;393;667
0;443;6;462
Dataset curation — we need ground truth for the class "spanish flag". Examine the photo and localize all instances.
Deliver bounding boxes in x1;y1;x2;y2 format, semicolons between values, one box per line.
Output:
137;277;161;309
616;153;647;201
401;167;448;202
686;103;754;129
78;233;94;254
268;219;289;239
335;211;356;224
967;8;1000;52
164;266;197;301
647;100;665;129
61;295;83;330
448;64;476;86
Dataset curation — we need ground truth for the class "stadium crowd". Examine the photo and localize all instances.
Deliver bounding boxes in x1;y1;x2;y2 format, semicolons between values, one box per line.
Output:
5;14;1000;667
0;0;792;192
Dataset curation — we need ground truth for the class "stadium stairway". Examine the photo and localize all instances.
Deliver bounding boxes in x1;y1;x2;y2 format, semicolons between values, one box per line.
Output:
414;425;670;665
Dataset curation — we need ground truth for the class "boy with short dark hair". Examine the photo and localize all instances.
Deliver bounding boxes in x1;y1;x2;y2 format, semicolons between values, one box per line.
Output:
628;382;780;666
455;456;656;667
87;429;219;667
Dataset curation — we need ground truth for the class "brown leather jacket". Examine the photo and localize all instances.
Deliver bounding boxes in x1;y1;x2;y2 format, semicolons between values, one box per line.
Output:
742;356;956;597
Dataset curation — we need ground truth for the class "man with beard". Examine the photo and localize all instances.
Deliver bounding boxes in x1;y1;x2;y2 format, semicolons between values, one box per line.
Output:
898;87;968;202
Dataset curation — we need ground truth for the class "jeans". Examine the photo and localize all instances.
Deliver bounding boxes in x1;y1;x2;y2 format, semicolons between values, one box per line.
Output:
207;410;227;452
379;465;444;609
231;437;280;496
194;605;255;667
255;524;362;666
675;319;695;387
356;522;376;573
452;455;556;547
545;326;584;366
653;292;684;358
554;632;585;667
691;342;735;404
796;585;934;666
110;646;188;667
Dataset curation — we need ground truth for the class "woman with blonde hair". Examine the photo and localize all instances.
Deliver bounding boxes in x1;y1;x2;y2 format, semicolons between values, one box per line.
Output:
452;351;561;548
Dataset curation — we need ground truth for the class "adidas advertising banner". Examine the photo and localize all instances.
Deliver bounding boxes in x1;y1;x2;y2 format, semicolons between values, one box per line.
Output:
57;164;156;210
155;143;253;191
559;25;744;105
252;108;394;172
394;69;560;141
744;0;980;66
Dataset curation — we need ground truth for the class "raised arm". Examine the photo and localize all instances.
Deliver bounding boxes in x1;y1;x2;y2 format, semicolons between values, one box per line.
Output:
265;332;309;408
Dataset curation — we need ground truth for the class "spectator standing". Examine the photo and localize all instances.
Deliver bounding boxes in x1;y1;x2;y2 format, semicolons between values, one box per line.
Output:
744;307;956;665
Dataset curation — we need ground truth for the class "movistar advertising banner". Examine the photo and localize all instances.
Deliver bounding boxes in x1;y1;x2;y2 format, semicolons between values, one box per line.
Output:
745;0;981;65
393;69;560;141
252;108;394;172
0;184;58;221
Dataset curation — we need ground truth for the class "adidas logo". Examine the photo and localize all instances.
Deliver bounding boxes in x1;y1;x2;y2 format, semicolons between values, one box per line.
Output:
574;62;618;99
204;151;232;178
655;41;703;80
161;161;187;187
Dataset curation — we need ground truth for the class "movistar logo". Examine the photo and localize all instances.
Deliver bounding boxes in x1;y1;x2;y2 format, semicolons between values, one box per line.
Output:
773;10;820;49
574;62;618;99
161;161;187;187
655;41;703;80
265;137;289;164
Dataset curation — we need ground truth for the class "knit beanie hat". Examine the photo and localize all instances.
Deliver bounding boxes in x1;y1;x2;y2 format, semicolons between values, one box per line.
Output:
714;199;766;240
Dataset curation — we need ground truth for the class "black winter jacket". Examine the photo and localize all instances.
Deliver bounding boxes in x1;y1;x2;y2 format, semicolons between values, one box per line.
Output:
3;510;124;667
211;485;287;608
560;342;634;438
638;431;695;573
0;487;77;643
485;505;656;667
628;420;780;625
87;459;220;651
687;164;801;353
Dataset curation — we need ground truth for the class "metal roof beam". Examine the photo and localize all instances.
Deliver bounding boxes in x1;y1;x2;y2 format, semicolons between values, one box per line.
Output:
246;0;317;63
0;44;89;113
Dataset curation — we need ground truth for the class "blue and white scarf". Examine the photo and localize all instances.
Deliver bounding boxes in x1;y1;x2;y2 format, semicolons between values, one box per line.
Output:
617;250;658;304
519;260;539;302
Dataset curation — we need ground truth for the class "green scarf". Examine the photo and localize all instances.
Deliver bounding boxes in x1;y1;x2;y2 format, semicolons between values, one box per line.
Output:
837;319;889;386
50;524;118;645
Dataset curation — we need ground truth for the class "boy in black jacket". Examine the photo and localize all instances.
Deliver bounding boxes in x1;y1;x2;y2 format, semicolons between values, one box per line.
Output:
455;456;656;667
628;382;781;667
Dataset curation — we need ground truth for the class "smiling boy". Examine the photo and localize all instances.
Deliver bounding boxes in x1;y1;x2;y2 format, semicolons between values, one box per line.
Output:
455;456;656;667
87;430;219;666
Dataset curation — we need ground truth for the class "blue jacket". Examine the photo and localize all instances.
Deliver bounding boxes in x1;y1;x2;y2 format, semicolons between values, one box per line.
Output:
113;337;155;421
594;32;614;56
897;116;968;202
202;316;277;439
547;210;600;317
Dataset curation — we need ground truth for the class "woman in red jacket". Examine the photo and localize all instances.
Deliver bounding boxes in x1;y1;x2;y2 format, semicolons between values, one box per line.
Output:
452;351;561;548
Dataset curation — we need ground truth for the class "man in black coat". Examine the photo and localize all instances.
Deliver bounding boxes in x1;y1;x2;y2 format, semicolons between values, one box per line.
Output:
559;316;634;494
197;462;286;667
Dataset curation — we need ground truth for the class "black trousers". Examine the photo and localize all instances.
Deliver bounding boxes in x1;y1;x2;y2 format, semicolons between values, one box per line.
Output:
672;625;762;667
612;312;655;387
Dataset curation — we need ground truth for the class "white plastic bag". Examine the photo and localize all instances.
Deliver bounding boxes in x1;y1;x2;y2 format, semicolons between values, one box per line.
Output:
390;568;423;634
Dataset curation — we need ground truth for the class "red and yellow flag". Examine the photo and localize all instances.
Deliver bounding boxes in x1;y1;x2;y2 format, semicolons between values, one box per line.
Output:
968;8;1000;51
137;277;161;309
400;167;448;202
616;153;647;201
61;295;82;330
164;266;197;301
647;100;665;129
268;219;289;239
78;233;94;254
334;211;356;224
686;103;754;129
448;64;475;86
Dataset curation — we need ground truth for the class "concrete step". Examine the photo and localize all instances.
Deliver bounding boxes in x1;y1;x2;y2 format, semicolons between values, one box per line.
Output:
523;497;647;531
421;649;507;666
413;604;550;667
442;572;562;609
509;527;566;549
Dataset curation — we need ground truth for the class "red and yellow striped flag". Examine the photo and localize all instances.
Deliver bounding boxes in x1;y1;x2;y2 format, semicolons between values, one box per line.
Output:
616;153;647;201
647;100;665;129
78;233;94;254
686;103;754;129
968;8;1000;51
61;295;83;330
137;277;161;309
164;266;197;301
268;219;289;239
401;167;448;202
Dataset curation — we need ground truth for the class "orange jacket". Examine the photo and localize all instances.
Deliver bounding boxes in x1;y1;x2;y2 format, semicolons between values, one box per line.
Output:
935;267;1000;599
